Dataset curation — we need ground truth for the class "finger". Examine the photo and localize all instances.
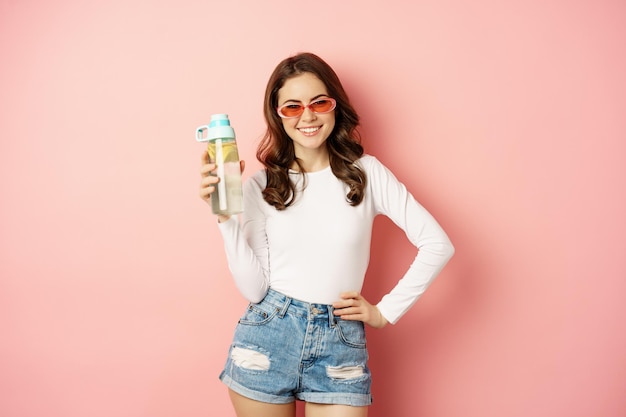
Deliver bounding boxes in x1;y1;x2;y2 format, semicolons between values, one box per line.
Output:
333;293;362;308
334;300;368;313
201;150;209;163
339;291;361;300
201;175;220;187
336;312;366;322
332;299;353;309
200;162;217;176
333;306;360;316
240;160;246;174
199;185;215;199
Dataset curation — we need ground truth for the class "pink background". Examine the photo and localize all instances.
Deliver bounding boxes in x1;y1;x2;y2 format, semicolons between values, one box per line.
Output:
1;1;625;416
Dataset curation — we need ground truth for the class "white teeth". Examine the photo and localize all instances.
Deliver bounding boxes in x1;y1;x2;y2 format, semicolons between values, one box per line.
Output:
299;127;320;133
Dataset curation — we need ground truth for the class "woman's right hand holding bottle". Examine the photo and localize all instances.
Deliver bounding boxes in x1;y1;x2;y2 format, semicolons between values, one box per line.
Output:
199;150;244;223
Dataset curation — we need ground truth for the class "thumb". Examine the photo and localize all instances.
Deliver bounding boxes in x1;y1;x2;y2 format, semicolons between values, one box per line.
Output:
240;160;246;174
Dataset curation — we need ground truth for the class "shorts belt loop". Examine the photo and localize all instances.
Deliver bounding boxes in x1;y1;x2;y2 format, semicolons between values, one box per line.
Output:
278;296;291;318
329;306;336;327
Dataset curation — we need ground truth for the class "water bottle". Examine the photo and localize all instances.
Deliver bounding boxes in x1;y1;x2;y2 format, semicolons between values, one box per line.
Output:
196;114;243;216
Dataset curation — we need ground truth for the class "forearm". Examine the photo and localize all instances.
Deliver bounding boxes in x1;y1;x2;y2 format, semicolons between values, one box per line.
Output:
378;238;454;324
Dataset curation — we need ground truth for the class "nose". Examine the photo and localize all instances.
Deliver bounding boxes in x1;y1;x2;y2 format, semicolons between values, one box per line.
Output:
300;105;317;122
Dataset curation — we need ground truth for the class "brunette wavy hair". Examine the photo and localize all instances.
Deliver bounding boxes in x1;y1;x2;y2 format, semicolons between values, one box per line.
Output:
257;52;366;210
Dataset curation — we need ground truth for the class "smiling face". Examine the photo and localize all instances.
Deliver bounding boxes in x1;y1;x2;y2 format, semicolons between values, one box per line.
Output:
276;72;336;166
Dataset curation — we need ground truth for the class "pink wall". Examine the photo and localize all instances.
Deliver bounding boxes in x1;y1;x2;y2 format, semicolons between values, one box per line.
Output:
1;1;625;416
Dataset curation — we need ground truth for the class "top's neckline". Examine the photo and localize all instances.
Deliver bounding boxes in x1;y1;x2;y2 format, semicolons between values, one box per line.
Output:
288;165;331;175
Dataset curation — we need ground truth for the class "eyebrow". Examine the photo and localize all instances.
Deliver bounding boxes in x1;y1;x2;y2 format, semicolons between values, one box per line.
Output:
279;94;330;106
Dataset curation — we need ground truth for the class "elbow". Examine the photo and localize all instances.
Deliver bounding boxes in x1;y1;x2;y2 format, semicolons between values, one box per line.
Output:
446;240;455;261
424;239;455;264
234;278;269;304
238;286;266;304
248;295;265;304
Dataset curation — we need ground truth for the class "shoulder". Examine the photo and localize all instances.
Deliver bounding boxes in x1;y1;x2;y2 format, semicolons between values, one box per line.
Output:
357;154;405;190
356;154;390;175
357;154;378;166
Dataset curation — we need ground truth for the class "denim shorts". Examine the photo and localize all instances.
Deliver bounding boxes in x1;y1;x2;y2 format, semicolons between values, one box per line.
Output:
219;288;372;406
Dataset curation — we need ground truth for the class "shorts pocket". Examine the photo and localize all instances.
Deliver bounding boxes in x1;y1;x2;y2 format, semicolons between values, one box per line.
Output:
335;319;366;349
238;302;280;326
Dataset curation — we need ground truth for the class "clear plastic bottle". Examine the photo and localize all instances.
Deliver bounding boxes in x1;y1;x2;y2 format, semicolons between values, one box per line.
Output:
196;114;243;215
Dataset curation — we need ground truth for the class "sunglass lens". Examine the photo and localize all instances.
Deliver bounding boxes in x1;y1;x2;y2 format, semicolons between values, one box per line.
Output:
280;104;304;117
310;99;334;113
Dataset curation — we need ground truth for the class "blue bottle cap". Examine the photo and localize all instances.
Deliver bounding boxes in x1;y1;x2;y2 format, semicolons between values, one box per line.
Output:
195;113;236;142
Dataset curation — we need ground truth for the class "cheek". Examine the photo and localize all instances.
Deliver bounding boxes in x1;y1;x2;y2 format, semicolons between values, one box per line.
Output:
326;115;336;131
281;118;296;130
281;119;299;140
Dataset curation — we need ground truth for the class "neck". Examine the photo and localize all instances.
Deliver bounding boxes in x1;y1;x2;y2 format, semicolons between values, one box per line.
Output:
292;149;330;173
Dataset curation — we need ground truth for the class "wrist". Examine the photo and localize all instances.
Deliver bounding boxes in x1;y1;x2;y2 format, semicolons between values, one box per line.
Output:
375;306;388;328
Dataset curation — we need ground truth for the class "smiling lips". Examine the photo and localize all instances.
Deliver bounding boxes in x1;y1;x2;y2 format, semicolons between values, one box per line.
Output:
298;126;321;136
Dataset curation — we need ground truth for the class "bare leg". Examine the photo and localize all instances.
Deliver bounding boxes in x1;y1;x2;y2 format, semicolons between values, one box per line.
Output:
305;402;368;417
228;389;296;417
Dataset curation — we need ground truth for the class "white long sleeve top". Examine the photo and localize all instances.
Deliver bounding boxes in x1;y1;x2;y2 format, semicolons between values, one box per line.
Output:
217;155;454;324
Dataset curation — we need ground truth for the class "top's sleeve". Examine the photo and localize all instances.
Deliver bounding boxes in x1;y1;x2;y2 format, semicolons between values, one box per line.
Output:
217;174;270;303
367;157;455;324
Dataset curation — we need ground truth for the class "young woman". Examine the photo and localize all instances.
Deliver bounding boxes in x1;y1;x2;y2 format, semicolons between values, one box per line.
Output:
199;52;454;417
